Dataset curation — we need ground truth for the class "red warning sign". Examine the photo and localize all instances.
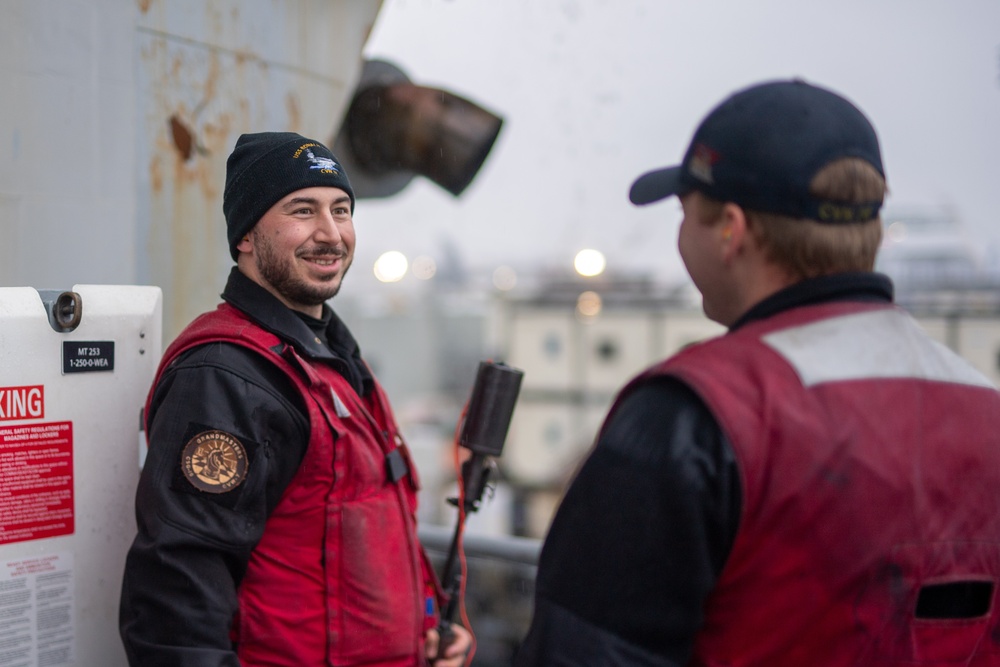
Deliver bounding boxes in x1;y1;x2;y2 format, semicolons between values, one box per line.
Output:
0;421;74;546
0;385;44;421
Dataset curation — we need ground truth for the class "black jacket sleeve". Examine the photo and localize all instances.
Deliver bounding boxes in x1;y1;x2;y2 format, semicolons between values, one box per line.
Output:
119;342;310;667
516;377;741;666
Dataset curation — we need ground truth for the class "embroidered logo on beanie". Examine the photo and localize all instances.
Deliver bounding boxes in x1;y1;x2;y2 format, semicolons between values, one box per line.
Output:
299;146;340;174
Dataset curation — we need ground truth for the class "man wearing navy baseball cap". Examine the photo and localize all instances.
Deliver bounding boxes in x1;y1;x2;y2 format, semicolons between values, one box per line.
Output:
518;81;1000;665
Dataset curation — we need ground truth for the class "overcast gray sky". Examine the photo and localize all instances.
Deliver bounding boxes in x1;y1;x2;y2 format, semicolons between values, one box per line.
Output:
353;0;1000;289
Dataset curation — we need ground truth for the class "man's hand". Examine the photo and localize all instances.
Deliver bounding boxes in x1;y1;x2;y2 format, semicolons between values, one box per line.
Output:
425;624;472;667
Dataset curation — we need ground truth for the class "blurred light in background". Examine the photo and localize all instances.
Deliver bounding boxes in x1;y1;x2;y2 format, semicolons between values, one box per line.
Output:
576;290;602;318
574;249;606;277
886;221;906;242
374;250;409;282
412;255;437;280
492;265;518;291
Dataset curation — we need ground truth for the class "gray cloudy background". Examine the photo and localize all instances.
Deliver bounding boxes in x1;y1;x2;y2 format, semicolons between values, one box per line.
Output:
351;0;1000;289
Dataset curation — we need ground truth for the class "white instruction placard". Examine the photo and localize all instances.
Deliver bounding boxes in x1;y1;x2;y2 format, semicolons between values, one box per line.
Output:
0;553;74;667
0;285;161;666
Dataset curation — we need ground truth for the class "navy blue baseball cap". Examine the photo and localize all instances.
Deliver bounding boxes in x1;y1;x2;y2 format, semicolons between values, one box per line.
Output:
629;79;885;223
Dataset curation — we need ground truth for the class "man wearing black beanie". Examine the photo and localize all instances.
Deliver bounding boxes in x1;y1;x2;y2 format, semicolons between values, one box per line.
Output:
120;132;470;667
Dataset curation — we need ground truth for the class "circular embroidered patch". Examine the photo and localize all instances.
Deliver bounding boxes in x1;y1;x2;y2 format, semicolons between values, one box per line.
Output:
181;430;248;494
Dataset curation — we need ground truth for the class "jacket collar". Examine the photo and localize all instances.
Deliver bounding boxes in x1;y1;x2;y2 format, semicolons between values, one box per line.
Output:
220;267;373;394
731;272;894;331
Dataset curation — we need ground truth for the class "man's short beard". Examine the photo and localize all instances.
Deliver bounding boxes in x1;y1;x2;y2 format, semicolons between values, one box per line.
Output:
254;235;349;308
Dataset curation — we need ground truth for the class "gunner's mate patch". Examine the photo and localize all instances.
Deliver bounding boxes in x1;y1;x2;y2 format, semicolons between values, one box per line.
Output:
181;429;249;493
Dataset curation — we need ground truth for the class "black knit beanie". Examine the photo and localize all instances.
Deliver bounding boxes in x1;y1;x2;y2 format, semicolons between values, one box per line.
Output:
223;132;355;260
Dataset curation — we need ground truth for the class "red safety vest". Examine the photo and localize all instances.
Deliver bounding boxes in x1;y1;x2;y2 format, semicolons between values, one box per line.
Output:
631;301;1000;666
149;302;437;666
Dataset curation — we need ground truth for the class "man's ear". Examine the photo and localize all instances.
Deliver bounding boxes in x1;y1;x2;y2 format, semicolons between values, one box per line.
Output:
719;203;749;263
236;233;253;255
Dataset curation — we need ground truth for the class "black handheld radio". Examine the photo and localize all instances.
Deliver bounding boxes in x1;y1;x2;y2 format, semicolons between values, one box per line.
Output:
436;360;523;656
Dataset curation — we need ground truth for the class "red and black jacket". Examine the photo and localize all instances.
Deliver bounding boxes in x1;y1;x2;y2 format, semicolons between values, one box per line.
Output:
121;268;439;667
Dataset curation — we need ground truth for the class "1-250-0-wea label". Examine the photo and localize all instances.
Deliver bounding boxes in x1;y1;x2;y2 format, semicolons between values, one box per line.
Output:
62;341;114;374
0;422;74;546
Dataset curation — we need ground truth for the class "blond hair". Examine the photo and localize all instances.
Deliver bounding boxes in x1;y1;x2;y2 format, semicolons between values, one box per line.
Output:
742;158;887;279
